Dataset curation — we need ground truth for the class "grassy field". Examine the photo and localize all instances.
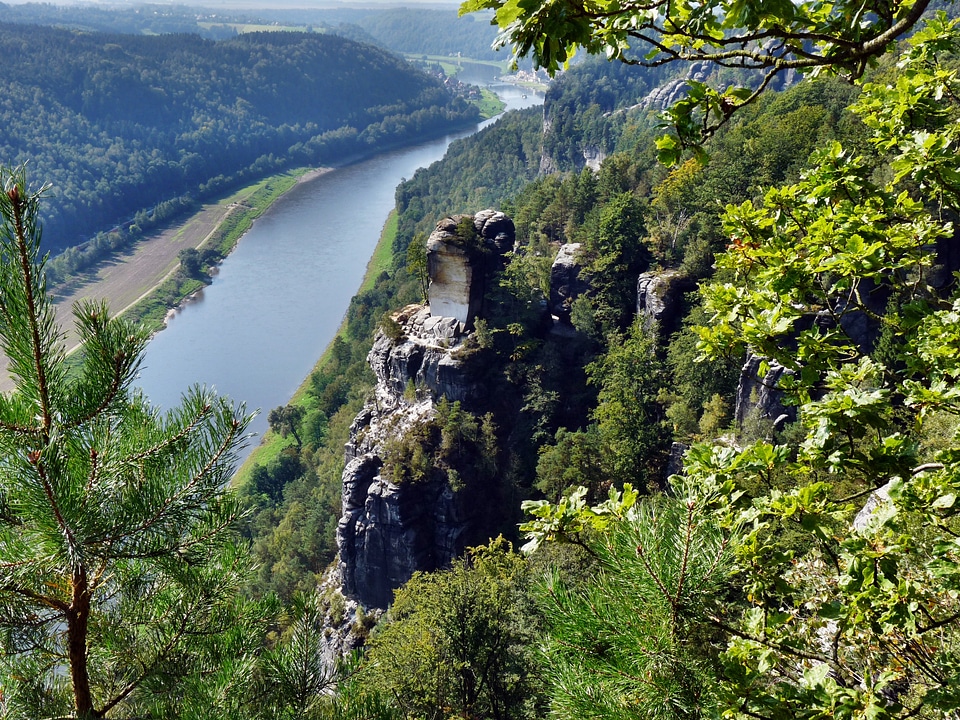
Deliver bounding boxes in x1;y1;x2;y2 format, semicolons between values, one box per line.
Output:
406;54;509;73
476;88;506;119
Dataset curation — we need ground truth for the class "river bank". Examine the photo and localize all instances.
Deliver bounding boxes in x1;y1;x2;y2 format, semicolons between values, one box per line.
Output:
232;209;399;484
49;104;501;351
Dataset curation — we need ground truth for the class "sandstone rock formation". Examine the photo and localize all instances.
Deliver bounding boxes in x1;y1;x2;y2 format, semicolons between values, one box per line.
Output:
734;351;796;430
426;211;514;325
636;268;694;340
338;211;513;610
549;243;586;325
338;304;477;609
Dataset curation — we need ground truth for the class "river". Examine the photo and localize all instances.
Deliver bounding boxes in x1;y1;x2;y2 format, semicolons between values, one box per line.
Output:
134;64;544;462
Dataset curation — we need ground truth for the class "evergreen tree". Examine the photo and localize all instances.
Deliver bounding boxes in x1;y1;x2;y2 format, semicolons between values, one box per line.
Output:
0;166;263;718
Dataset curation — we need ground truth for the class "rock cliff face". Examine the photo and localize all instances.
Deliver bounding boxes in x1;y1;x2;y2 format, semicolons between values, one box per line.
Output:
636;269;694;341
337;212;513;610
426;211;515;325
549;243;586;325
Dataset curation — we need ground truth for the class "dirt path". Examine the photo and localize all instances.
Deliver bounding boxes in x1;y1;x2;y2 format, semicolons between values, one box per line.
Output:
53;201;241;341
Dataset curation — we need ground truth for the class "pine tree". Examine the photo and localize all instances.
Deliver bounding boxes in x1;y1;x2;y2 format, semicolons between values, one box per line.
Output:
0;165;262;718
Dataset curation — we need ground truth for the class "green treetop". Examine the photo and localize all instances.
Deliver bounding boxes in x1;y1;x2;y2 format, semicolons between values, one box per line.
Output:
0;165;262;718
520;14;960;719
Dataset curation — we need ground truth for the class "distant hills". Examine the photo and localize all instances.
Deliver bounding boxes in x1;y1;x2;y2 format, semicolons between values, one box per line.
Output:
0;21;479;252
0;3;506;60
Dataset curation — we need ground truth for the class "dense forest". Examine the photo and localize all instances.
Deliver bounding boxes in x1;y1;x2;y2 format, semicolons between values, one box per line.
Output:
239;53;861;600
0;22;478;255
4;0;960;717
235;3;960;718
1;2;507;61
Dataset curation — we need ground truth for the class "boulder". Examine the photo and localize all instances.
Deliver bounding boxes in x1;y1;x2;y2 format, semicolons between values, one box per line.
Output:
473;208;516;254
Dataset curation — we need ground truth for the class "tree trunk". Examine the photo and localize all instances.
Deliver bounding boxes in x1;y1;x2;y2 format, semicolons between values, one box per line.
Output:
68;565;97;718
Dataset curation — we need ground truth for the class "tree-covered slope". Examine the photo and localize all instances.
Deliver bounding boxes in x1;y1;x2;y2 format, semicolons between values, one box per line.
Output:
1;3;509;63
0;23;478;252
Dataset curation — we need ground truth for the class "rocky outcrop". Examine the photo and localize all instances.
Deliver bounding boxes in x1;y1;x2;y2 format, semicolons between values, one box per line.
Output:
339;445;466;609
364;307;471;406
550;243;586;325
583;146;606;171
427;218;483;325
338;304;476;609
426;212;514;325
639;62;798;111
665;441;689;480
639;62;713;111
734;351;796;429
338;211;512;610
473;208;516;254
636;269;694;339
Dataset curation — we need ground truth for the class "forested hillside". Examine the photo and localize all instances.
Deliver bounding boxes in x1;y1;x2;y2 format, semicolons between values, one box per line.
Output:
5;0;960;713
238;3;960;714
239;54;859;599
0;23;477;253
1;2;507;62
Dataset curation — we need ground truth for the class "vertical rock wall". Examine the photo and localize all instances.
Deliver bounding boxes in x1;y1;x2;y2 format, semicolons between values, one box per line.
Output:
337;212;513;610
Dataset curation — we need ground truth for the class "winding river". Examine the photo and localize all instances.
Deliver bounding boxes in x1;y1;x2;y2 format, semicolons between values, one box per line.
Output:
134;64;544;461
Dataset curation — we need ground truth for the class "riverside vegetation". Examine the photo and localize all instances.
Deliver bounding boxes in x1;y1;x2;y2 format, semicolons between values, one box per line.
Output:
4;1;960;719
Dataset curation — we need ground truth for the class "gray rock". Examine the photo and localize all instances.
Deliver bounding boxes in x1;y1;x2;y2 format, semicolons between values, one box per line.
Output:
474;209;516;254
853;481;893;533
337;212;520;609
640;78;691;111
550;243;586;324
636;269;693;339
426;211;512;325
665;442;689;480
582;146;606;171
734;351;797;428
338;459;471;609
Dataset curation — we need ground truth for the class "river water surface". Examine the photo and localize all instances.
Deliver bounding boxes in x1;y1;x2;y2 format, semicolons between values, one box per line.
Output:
135;65;544;462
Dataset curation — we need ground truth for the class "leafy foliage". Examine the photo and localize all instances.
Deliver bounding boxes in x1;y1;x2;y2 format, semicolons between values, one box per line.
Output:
355;539;545;720
520;14;960;720
462;0;934;155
